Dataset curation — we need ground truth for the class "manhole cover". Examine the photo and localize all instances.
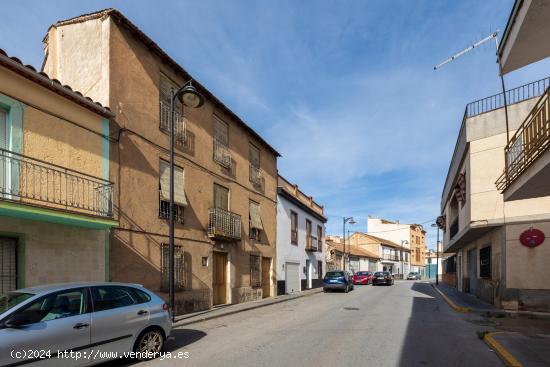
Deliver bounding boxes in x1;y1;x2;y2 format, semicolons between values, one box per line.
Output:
343;307;360;311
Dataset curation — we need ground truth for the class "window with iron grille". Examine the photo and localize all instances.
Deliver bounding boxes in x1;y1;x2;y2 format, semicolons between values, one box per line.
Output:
159;159;186;223
249;200;263;241
317;225;323;252
160;243;185;292
479;246;491;278
250;255;261;288
159;74;186;145
290;211;298;244
0;237;17;294
213;116;231;168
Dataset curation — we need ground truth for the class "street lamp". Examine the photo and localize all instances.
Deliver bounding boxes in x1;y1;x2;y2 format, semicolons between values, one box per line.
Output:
169;80;204;322
342;217;356;271
431;223;440;286
401;240;409;279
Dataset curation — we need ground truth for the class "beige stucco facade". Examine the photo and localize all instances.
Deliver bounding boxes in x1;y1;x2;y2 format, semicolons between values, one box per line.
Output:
441;93;550;311
0;52;115;292
42;10;279;313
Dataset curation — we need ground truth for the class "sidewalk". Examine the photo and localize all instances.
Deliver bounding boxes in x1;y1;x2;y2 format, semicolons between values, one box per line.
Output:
488;332;550;367
173;287;323;327
434;282;497;313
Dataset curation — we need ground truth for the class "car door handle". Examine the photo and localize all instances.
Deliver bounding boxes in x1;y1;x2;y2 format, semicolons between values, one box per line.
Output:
73;323;90;329
137;310;149;315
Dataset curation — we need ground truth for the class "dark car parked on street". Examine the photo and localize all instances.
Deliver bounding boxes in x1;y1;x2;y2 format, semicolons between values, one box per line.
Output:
372;271;394;286
353;271;374;285
323;270;354;292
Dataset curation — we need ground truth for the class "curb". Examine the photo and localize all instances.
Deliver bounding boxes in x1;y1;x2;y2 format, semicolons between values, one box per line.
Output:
483;332;523;367
431;284;470;313
173;288;323;327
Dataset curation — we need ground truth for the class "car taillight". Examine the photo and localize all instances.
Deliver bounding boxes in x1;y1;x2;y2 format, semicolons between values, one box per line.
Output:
162;303;169;311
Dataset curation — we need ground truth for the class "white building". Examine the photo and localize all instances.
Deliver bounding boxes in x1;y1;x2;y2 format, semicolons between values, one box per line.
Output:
367;218;412;276
276;176;327;294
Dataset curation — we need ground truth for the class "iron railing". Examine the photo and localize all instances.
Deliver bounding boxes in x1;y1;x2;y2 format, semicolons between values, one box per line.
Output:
213;138;231;168
382;254;400;261
160;101;187;146
496;86;550;191
249;164;262;185
0;148;113;217
466;76;550;117
158;191;184;223
306;235;318;251
208;207;241;240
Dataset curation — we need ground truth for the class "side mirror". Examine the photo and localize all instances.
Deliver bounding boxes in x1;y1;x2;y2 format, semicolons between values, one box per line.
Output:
3;314;31;328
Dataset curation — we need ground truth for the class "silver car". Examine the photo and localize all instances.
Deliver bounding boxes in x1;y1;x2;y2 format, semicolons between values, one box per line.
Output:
0;282;172;366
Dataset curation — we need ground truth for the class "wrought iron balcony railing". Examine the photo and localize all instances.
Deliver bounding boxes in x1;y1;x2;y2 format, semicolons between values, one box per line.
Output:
496;86;550;191
213;138;231;168
0;148;113;217
160;101;187;146
208;207;241;240
382;254;400;261
306;235;318;251
249;164;262;185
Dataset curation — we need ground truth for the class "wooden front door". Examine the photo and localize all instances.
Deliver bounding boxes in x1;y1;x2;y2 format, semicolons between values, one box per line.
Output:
262;257;271;298
213;252;227;305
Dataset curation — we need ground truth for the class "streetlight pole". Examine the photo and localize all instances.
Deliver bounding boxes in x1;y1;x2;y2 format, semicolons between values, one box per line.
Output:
169;81;204;322
431;222;441;286
342;216;356;271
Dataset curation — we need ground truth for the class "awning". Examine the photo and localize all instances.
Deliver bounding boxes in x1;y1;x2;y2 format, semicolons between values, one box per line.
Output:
249;201;263;230
160;160;188;206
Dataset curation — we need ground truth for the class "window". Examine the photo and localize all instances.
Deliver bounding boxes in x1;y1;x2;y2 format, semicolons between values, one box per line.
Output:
290;211;298;244
159;74;186;144
128;288;151;304
416;248;420;262
11;288;87;325
249;144;261;184
249;200;263;240
92;286;137;312
0;237;17;293
250;255;261;288
213;116;231;168
479;246;491;278
306;219;312;248
214;184;229;211
159;159;186;223
317;225;323;252
160;243;185;291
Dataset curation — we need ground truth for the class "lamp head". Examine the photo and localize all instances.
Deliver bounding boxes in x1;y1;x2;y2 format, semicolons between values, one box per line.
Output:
177;83;204;108
348;217;356;225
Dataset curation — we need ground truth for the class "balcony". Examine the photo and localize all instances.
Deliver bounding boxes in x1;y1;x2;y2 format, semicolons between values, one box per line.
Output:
382;254;400;262
213;138;231;168
0;148;113;217
496;86;550;198
208;207;241;240
160;101;187;146
450;217;459;240
306;235;318;251
249;164;262;186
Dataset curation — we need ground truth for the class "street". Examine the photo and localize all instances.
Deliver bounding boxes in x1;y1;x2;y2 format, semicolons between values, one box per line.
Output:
110;281;502;367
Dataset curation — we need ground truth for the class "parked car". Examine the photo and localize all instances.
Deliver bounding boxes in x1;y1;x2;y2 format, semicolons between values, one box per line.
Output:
372;271;394;286
0;282;172;366
407;272;421;280
353;271;374;285
323;270;354;292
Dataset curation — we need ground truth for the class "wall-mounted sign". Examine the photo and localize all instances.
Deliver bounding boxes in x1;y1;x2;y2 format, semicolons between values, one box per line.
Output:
519;228;545;248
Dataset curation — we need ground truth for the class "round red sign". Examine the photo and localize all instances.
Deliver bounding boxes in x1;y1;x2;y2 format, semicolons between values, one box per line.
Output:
519;228;545;248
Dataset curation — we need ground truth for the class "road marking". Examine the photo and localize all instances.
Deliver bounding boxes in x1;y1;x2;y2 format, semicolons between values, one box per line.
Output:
483;332;523;367
431;284;470;313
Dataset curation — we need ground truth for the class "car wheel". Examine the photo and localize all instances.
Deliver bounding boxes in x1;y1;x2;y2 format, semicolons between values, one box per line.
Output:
134;327;165;360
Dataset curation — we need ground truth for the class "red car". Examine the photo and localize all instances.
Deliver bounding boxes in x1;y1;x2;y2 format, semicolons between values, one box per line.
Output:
353;271;374;285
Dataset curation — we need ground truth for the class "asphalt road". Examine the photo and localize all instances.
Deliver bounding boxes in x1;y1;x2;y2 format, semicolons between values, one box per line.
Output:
112;281;503;367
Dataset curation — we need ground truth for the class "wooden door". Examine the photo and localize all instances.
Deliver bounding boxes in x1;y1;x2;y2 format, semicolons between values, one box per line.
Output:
213;252;227;305
262;257;271;298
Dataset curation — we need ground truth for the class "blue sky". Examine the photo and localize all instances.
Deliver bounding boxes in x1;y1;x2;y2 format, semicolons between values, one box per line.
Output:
3;0;550;248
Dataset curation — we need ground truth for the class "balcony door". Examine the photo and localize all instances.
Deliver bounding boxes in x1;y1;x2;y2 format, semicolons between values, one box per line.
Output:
0;110;6;195
214;184;229;211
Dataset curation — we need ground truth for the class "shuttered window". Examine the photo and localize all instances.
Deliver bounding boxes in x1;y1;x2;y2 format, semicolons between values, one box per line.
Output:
0;237;17;293
249;201;263;230
249;144;260;168
290;211;298;244
317;225;323;252
159;159;187;207
214;116;229;145
250;255;261;288
160;243;185;291
160;74;183;116
214;184;229;211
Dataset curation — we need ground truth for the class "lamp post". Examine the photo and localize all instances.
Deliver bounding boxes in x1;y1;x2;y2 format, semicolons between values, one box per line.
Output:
401;240;409;279
431;223;440;286
169;81;204;322
342;217;356;271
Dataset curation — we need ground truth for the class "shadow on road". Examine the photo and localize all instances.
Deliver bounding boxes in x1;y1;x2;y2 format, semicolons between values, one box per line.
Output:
102;328;207;366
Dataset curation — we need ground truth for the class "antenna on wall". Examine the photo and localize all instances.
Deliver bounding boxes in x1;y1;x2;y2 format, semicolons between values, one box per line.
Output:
434;31;510;144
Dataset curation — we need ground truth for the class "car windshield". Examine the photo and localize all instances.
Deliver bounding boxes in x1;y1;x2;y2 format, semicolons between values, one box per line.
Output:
374;272;385;276
408;273;417;276
326;271;344;277
0;292;35;314
356;272;368;276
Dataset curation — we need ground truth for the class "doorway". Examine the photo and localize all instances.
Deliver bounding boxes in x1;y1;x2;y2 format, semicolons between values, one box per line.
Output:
467;248;477;295
261;257;271;298
212;252;227;305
